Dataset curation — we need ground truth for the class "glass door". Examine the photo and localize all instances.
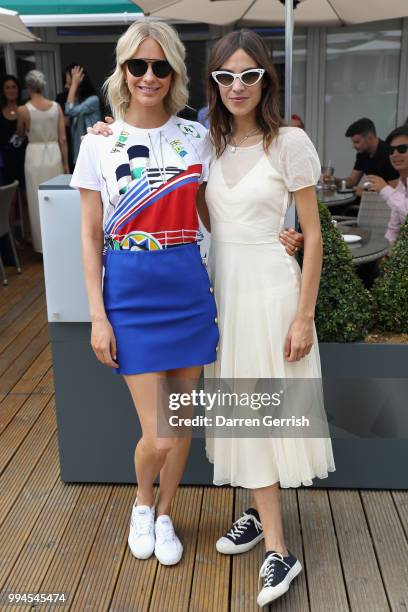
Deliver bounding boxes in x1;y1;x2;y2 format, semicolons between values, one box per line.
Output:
11;43;61;101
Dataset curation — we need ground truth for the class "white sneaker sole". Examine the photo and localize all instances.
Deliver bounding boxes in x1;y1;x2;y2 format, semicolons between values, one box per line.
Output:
216;532;264;555
257;560;303;607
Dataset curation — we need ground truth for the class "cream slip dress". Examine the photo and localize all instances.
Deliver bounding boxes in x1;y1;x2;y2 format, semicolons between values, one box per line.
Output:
204;126;336;489
25;101;63;253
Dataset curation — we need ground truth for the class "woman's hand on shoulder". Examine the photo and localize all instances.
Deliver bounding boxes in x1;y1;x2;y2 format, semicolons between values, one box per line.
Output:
87;116;114;137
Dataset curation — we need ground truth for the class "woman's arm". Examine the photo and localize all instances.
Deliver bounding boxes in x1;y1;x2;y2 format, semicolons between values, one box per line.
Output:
16;105;29;137
66;96;99;118
284;185;323;362
66;65;83;106
80;188;118;368
196;183;211;232
57;104;69;173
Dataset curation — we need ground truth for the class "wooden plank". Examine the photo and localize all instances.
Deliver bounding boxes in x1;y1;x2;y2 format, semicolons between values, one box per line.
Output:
0;369;53;474
0;345;52;429
361;491;408;611
329;490;390;612
230;488;309;612
189;487;233;611
149;486;204;612
0;270;44;331
35;485;113;612
392;491;408;540
298;489;349;612
0;435;61;590
0;261;42;311
0;307;47;377
1;475;81;612
0;398;56;526
109;487;159;612
231;487;264;612
0;295;45;356
274;490;309;612
69;485;134;612
0;325;50;395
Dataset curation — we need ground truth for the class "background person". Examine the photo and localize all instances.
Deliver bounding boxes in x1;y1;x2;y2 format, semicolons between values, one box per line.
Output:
56;63;77;172
0;74;29;246
290;113;304;129
17;70;68;253
336;117;399;195
365;125;408;244
65;65;101;165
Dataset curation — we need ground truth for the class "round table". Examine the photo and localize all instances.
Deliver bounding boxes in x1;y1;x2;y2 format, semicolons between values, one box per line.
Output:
318;189;356;208
339;226;389;264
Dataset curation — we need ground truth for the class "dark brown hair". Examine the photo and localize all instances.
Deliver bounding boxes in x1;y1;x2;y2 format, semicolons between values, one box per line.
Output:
207;30;285;157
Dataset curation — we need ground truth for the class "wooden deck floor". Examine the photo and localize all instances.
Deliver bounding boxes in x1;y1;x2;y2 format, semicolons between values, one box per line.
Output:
0;254;407;612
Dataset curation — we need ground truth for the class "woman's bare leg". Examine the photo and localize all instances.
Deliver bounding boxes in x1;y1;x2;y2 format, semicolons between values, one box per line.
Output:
252;484;288;556
124;365;202;512
156;365;202;515
124;371;174;507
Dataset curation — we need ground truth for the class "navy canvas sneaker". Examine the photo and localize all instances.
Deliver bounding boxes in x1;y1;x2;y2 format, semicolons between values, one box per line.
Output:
216;507;264;554
257;550;302;606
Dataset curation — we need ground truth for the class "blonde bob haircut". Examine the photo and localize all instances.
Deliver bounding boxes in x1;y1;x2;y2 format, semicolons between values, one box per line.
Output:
103;20;189;120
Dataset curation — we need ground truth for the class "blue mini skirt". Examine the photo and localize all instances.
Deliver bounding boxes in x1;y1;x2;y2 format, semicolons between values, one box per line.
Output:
103;243;219;375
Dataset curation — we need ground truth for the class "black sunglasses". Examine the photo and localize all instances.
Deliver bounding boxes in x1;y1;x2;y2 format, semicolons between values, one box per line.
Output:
389;144;408;155
125;59;172;79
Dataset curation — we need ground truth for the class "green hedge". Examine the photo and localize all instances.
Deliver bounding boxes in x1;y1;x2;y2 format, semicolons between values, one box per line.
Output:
311;202;374;342
371;217;408;333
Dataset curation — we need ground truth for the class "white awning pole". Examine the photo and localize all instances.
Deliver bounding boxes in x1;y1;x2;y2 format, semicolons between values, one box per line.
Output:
284;0;294;123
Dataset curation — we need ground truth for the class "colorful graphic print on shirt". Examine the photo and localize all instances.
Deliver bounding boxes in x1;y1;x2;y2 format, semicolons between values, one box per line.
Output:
102;140;202;252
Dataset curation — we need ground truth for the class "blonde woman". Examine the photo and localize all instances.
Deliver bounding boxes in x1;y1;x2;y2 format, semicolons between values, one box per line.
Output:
70;21;219;566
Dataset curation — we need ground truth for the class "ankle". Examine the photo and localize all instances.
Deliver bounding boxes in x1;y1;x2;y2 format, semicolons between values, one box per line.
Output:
265;544;289;557
135;493;154;508
156;505;171;517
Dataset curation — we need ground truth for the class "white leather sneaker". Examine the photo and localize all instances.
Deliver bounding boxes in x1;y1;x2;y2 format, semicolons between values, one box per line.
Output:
154;515;183;565
128;501;155;560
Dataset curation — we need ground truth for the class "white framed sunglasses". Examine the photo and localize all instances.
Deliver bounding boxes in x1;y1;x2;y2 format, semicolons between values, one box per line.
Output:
211;68;265;87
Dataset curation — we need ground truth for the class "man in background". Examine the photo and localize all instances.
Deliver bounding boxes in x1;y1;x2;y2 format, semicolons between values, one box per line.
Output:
336;117;399;195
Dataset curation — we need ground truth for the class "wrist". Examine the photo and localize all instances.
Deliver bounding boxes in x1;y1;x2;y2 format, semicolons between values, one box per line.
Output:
91;313;108;323
295;312;314;323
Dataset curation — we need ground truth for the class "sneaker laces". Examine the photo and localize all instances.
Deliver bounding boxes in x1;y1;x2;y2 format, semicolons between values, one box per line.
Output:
227;512;262;541
156;519;176;544
132;508;153;537
258;552;291;589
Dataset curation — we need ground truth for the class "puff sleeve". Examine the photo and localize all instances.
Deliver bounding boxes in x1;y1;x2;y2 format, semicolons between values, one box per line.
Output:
279;128;321;192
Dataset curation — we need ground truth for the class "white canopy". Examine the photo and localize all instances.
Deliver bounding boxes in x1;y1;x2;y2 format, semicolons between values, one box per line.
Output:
133;0;408;27
0;7;40;43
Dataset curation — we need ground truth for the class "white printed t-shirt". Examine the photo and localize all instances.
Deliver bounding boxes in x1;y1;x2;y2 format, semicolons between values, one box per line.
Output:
70;115;211;251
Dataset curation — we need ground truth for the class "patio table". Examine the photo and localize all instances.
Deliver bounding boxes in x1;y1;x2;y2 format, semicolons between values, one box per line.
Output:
318;189;356;208
338;226;389;265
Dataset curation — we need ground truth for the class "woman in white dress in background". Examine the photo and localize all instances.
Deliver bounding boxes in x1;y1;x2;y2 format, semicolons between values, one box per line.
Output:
202;30;335;607
17;70;69;253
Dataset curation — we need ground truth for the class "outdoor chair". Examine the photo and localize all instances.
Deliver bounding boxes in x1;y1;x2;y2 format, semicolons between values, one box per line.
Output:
333;191;391;235
0;180;22;286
